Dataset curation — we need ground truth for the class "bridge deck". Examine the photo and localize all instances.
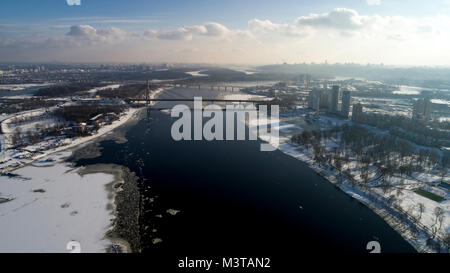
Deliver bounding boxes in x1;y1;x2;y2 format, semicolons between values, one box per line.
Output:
126;98;267;103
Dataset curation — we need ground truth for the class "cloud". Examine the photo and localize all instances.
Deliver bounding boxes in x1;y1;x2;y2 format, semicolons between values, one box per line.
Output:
248;8;379;39
248;19;310;38
144;22;232;41
67;25;126;40
143;29;158;40
416;25;433;33
56;23;236;47
200;22;230;37
295;8;374;30
66;0;81;6
67;25;96;37
366;0;381;6
4;8;450;65
156;27;195;40
247;8;430;40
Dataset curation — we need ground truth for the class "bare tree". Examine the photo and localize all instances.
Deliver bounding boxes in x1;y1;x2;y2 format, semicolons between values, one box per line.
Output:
432;207;444;238
334;156;343;183
418;203;425;222
11;128;22;147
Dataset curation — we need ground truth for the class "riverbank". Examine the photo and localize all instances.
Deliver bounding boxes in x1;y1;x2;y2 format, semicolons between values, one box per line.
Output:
0;106;140;174
0;88;165;252
255;110;448;253
0;105;146;252
0;151;116;252
77;163;141;253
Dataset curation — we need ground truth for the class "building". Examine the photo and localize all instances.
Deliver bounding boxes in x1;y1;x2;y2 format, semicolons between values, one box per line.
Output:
319;89;331;110
412;99;424;118
330;85;340;113
308;88;321;111
303;74;311;87
413;98;433;120
352;103;363;122
341;90;351;118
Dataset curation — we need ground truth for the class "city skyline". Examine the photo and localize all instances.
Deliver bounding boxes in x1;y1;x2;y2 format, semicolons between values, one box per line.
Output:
2;0;450;65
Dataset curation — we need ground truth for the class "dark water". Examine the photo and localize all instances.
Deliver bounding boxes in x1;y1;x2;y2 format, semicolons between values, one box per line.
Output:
76;111;415;268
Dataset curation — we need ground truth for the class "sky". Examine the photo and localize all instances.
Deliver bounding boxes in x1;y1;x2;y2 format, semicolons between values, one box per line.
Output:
2;0;450;65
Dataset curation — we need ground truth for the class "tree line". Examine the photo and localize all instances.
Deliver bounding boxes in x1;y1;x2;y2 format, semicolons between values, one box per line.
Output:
357;112;450;148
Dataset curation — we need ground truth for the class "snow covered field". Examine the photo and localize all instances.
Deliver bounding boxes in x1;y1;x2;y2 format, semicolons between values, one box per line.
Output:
352;97;412;117
185;71;209;77
0;151;117;253
86;84;121;96
393;85;422;95
0;83;51;92
0;105;141;252
221;93;271;101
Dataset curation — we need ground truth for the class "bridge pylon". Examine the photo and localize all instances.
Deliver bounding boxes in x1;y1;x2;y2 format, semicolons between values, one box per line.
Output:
145;80;150;107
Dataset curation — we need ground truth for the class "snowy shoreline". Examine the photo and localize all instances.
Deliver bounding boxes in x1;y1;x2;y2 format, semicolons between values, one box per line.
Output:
256;112;448;253
0;107;139;173
0;88;165;253
0;87;166;174
0;106;144;252
0;155;127;253
218;89;447;253
277;142;428;252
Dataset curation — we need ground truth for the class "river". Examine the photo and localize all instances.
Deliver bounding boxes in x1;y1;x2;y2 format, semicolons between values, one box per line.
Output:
74;88;415;268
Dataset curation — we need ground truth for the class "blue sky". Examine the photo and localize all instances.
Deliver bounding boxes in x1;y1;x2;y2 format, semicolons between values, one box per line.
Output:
3;0;450;28
2;0;450;64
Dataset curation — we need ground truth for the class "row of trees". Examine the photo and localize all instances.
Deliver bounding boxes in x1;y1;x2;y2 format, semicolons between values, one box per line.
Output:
9;104;127;148
357;112;450;148
291;124;449;249
0;99;58;115
54;104;126;124
35;82;104;97
97;84;152;99
10;124;65;148
293;124;448;176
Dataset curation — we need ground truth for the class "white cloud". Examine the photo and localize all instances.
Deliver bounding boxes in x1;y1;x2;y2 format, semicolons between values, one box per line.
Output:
248;8;382;39
145;22;233;41
295;8;374;30
66;0;81;6
366;0;381;6
143;29;158;40
200;22;230;37
248;19;310;38
68;25;125;39
67;25;96;37
156;28;193;40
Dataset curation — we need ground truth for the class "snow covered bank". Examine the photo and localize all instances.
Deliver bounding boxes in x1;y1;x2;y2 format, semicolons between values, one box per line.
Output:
0;107;140;173
221;93;271;101
0;106;144;252
0;88;168;252
185;71;209;77
252;109;449;253
0;151;118;253
86;84;121;96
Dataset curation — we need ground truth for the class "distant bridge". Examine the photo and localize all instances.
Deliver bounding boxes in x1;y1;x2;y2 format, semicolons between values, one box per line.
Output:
125;98;267;104
154;83;250;92
126;98;271;110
